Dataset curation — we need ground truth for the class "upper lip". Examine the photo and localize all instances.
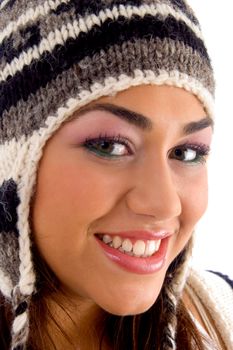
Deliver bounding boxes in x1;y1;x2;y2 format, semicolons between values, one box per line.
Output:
96;230;174;240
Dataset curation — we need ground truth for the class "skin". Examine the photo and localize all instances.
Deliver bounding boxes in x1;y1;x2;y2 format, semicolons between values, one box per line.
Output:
31;85;213;348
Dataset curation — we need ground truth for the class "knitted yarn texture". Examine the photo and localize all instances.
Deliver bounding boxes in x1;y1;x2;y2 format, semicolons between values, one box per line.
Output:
0;0;215;349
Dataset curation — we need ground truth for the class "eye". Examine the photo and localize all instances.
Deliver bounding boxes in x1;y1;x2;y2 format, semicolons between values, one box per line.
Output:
83;133;133;158
169;143;210;164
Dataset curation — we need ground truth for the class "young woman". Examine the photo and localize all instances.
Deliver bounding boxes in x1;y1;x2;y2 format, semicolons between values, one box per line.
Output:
0;0;232;349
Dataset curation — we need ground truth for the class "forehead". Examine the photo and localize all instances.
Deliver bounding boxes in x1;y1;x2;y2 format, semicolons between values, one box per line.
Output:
96;85;206;118
67;85;213;135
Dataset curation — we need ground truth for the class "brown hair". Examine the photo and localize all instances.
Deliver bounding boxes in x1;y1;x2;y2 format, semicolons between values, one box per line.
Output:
0;243;212;350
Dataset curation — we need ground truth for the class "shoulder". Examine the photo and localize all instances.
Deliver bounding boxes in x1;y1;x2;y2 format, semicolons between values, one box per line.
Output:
188;267;233;304
206;270;233;289
187;267;233;349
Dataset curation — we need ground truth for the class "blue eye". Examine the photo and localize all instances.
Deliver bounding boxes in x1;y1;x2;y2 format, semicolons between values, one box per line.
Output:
170;143;210;164
83;133;132;158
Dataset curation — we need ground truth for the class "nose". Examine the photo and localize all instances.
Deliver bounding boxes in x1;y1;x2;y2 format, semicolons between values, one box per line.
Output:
126;156;182;221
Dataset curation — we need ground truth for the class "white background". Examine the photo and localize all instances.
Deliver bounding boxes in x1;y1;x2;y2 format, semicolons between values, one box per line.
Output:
188;1;233;277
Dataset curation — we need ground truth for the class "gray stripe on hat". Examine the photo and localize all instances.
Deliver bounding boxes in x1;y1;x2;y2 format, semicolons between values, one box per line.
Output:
0;37;213;143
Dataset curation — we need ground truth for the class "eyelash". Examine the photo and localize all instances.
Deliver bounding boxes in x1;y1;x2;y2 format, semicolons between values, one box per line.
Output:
83;133;133;157
83;133;210;164
170;143;210;165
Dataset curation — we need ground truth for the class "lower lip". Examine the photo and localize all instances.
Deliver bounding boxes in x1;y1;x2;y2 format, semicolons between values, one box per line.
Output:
95;236;169;274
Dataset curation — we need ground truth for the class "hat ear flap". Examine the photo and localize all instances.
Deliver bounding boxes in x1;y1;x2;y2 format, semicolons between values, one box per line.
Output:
0;179;21;297
0;179;20;234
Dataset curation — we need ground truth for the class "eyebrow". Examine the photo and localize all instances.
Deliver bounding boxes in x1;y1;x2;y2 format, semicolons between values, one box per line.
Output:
74;102;214;135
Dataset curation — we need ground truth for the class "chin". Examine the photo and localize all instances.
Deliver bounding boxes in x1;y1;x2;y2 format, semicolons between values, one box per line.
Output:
106;304;154;317
99;296;157;317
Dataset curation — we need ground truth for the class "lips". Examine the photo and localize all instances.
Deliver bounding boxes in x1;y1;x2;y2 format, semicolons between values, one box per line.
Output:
95;230;172;274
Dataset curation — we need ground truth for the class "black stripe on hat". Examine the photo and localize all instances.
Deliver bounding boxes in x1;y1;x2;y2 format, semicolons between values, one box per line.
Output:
0;14;209;117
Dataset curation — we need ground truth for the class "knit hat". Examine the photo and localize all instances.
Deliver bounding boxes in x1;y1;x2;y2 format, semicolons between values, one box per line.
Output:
0;0;214;349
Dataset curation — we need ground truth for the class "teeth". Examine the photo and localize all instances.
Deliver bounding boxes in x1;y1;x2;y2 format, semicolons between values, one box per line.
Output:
145;240;161;256
112;236;122;249
133;240;146;257
103;234;112;244
101;234;161;258
121;238;133;253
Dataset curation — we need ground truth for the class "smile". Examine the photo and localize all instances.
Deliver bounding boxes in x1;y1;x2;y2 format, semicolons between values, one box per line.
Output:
95;232;171;274
97;234;161;258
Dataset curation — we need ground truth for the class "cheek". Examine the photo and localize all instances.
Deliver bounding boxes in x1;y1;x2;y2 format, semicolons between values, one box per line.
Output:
31;156;126;286
184;173;208;222
174;162;209;221
46;165;122;220
168;170;208;264
31;155;126;244
177;170;208;244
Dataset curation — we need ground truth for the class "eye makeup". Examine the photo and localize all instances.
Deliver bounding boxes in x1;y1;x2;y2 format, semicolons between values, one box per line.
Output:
61;109;212;166
83;132;134;158
169;142;210;165
61;111;142;148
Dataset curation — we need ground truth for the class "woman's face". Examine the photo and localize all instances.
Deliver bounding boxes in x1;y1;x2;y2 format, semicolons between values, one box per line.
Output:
31;85;213;315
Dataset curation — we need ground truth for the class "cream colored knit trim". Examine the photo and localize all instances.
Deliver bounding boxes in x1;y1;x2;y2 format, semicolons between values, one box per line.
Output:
188;268;233;350
186;283;220;349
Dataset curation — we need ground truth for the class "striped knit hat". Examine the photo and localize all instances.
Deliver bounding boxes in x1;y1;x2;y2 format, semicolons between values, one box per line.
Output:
0;0;214;349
